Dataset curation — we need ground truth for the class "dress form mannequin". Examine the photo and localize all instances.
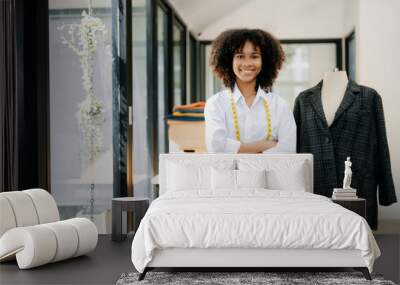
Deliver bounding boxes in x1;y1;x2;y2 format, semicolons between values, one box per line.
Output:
321;70;349;126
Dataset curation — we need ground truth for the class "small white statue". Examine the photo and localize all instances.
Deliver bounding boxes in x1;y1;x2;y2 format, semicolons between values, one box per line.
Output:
343;157;352;189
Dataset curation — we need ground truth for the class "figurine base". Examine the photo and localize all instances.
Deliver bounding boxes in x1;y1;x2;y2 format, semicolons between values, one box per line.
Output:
333;188;357;192
332;188;358;200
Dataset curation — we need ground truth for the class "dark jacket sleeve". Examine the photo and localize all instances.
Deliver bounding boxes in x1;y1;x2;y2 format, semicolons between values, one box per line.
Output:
293;95;302;153
374;92;397;205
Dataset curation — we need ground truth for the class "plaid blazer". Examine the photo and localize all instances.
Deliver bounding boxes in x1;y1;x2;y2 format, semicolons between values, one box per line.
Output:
294;80;397;229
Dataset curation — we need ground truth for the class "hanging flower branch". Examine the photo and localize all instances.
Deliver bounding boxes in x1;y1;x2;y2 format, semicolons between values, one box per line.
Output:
58;9;108;169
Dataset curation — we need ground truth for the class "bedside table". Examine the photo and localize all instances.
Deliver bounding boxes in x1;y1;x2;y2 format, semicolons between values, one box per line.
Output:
112;197;149;242
331;198;366;218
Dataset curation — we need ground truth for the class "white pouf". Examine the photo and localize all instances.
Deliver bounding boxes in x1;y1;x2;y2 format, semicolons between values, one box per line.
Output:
0;196;17;237
0;189;98;269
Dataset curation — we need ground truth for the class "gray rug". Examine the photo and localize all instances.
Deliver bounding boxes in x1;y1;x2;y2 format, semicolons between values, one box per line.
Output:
116;271;396;285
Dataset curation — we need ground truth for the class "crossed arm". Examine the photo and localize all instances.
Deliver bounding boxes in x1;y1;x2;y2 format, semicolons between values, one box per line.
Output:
204;98;295;153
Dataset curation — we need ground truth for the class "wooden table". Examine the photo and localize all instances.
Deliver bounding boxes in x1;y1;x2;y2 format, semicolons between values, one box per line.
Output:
111;197;149;241
331;198;366;219
167;120;206;152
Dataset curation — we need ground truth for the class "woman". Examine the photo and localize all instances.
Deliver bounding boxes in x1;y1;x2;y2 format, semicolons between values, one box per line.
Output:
205;29;296;153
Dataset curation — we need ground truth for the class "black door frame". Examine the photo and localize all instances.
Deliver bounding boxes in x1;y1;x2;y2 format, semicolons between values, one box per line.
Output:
112;0;132;198
345;30;356;81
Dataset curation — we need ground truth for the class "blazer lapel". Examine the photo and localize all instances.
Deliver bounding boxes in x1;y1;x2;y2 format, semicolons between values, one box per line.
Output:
309;81;329;128
332;80;360;124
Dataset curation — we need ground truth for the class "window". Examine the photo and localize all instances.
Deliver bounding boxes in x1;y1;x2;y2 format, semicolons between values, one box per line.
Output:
173;19;186;106
49;2;113;233
275;41;339;109
189;33;198;103
132;0;151;198
148;1;189;166
203;43;223;100
156;4;170;156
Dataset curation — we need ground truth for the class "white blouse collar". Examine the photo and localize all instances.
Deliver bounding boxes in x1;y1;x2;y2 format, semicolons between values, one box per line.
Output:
231;83;267;104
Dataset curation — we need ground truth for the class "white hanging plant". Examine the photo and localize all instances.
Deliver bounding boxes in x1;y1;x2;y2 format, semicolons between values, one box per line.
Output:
58;9;109;170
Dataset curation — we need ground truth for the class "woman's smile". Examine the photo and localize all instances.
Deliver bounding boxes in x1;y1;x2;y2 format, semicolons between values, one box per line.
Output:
241;68;256;74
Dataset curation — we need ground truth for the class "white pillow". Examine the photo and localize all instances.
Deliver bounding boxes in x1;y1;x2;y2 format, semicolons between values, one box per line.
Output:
211;169;267;190
266;162;306;191
237;159;307;192
167;161;210;191
211;168;236;190
166;159;235;192
236;169;267;189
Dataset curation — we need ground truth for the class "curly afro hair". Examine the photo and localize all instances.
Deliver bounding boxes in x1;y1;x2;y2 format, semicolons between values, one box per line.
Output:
209;29;285;91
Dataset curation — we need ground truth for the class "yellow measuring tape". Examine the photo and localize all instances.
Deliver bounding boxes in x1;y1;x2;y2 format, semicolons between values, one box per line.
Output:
229;91;272;141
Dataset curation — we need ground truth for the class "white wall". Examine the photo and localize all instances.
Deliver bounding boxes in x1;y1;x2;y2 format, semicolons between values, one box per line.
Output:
356;0;400;220
199;0;346;40
343;0;358;36
341;0;358;70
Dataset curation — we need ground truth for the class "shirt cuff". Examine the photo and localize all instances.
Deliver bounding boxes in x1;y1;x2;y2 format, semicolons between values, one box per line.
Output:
225;138;241;153
263;142;295;154
263;147;277;153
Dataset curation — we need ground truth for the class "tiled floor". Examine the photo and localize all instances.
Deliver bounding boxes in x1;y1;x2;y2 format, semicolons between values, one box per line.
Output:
0;234;399;285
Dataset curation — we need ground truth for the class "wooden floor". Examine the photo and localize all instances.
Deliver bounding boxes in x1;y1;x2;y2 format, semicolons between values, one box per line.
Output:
0;235;134;285
0;234;398;285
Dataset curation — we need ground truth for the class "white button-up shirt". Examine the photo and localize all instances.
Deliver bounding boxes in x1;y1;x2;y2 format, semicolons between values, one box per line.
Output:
204;85;296;153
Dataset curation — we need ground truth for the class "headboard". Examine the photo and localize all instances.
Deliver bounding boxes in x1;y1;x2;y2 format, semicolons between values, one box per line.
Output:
159;153;313;196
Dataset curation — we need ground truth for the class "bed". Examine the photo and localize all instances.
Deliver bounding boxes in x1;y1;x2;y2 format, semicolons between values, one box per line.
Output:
131;154;380;280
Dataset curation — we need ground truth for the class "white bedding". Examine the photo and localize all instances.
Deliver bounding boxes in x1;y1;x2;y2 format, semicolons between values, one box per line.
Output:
131;190;380;273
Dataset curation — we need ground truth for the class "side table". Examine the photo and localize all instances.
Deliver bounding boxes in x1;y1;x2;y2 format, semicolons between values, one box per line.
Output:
331;198;366;219
112;197;149;242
